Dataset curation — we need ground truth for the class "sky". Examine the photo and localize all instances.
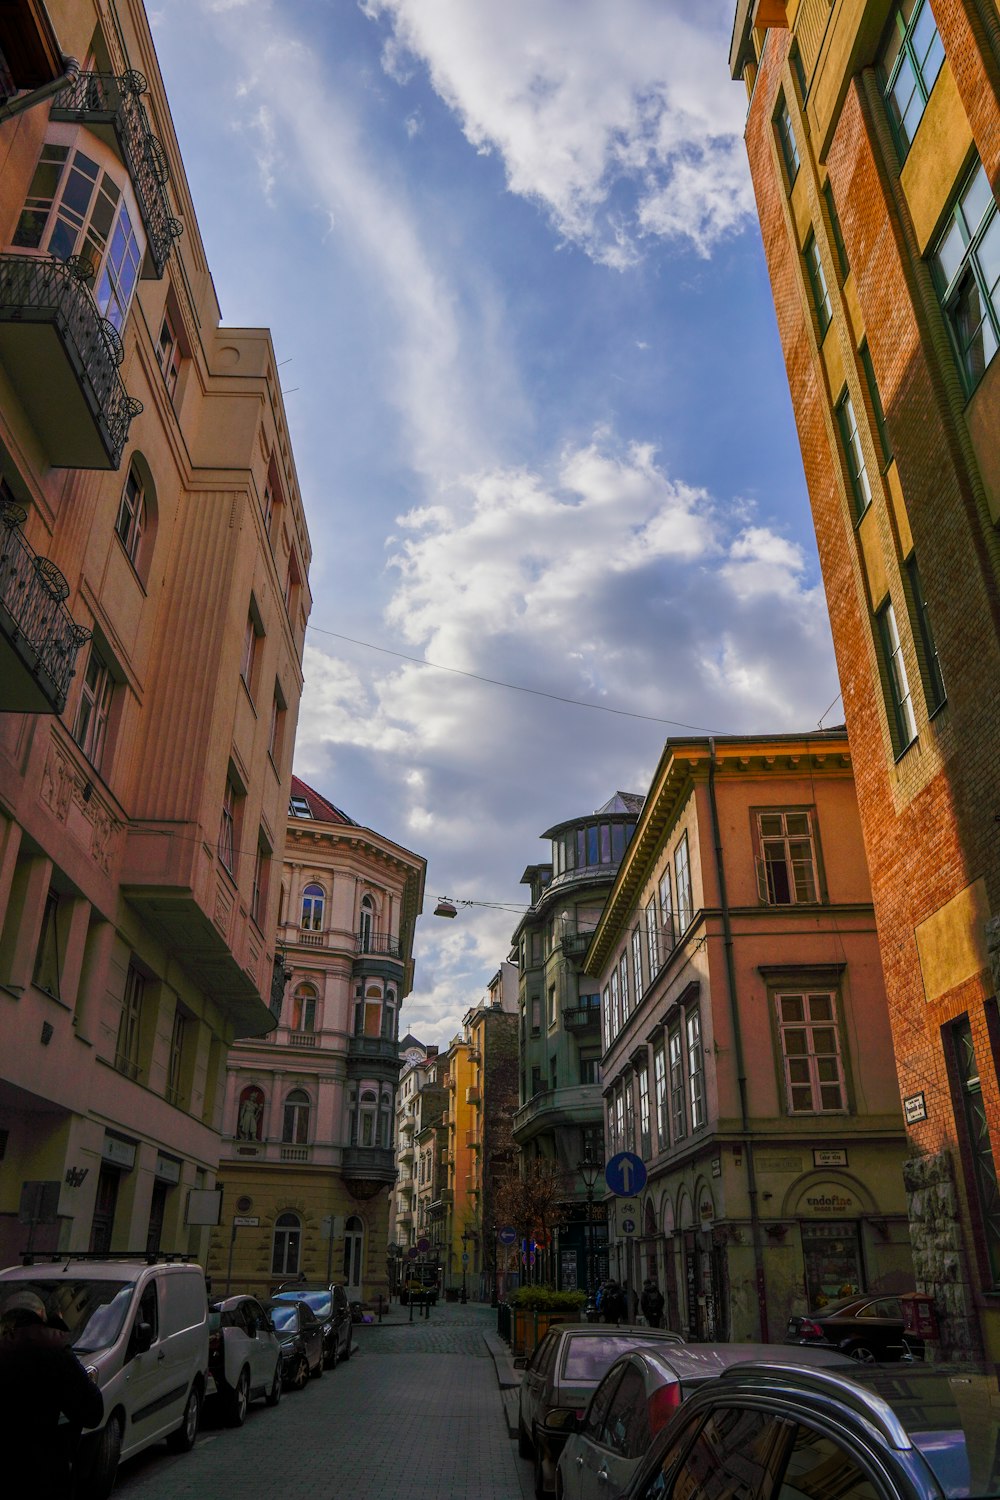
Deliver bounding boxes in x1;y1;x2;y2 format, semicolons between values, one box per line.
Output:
150;0;841;1048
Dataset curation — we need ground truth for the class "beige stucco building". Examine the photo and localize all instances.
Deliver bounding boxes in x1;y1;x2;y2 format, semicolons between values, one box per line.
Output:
209;777;426;1304
0;0;310;1260
587;731;913;1342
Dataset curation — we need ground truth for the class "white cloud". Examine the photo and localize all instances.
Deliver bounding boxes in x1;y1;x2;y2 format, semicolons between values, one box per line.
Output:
362;0;754;265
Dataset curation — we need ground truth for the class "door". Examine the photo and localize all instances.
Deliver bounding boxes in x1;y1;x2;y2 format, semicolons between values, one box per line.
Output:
344;1216;364;1299
121;1281;175;1455
90;1167;120;1253
520;1330;558;1435
575;1363;627;1500
596;1363;652;1497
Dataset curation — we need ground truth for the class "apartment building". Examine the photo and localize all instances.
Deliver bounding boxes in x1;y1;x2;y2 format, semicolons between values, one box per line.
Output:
458;967;518;1301
208;777;426;1304
730;0;1000;1355
0;0;310;1260
588;732;912;1341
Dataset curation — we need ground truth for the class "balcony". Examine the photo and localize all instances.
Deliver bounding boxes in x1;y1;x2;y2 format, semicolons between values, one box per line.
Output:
561;931;593;958
0;255;143;468
465;1086;481;1104
347;1034;403;1081
564;1002;601;1032
342;1145;396;1189
0;501;91;714
280;1145;309;1163
289;1031;317;1049
355;932;402;958
465;1130;480;1151
51;70;182;276
512;1083;605;1147
297;928;325;948
440;1188;454;1205
399;1142;414;1164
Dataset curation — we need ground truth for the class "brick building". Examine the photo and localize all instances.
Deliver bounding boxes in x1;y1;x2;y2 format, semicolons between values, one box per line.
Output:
0;0;310;1259
730;0;1000;1354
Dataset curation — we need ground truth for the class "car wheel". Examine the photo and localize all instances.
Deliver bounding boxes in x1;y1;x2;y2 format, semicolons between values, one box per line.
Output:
224;1367;250;1427
534;1444;548;1500
78;1416;121;1500
291;1354;309;1391
518;1416;533;1459
166;1385;201;1452
846;1343;877;1363
265;1360;282;1407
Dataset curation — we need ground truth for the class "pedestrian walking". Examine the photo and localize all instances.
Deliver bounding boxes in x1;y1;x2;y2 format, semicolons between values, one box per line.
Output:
640;1278;665;1328
0;1288;104;1499
601;1280;627;1324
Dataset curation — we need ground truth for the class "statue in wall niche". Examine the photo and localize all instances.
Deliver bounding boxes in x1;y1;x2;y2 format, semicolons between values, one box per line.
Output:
237;1086;265;1140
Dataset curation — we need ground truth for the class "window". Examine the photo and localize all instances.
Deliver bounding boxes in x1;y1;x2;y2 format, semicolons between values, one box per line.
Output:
756;810;819;905
877;599;918;750
301;882;325;931
157;309;181;398
268;684;287;767
166;1008;186;1105
251;833;270;926
952;1016;1000;1287
549;983;557;1027
382;987;397;1040
284;551;301;618
619;953;630;1022
658;869;674;952
115;962;144;1080
624;1082;636;1149
13;139;144;331
859;342;891;466
579;1057;601;1085
931;159;999;391
823;181;850;281
645;898;659;978
835;390;873;520
33;889;60;995
631;927;644;999
610;968;620;1038
271;1212;301;1276
880;0;945;157
73;645;113;768
653;1042;667;1150
775;94;800;183
262;478;275;534
282;1088;310;1144
531;995;541;1035
615;1089;625;1153
779;1424;882;1500
115;465;145;566
359;894;374;952
219;775;238;873
668;1027;686;1141
674;834;693;934
804;232;832;336
776;991;846;1113
581;1124;603;1164
687;1010;705;1130
550;1055;558;1091
241;600;263;700
906;557;946;713
638;1069;651;1157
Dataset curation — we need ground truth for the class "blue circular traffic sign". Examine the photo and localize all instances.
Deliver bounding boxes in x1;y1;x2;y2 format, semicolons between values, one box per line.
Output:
605;1151;647;1197
497;1225;517;1245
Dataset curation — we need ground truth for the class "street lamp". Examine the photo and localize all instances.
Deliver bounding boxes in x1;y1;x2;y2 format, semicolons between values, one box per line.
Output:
461;1229;469;1304
577;1157;602;1320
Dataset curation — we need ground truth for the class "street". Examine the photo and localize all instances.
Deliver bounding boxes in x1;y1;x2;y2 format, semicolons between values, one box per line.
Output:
112;1302;532;1500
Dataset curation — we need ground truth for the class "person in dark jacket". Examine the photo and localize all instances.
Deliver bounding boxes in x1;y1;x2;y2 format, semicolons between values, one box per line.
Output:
601;1280;627;1324
640;1279;665;1328
0;1288;104;1499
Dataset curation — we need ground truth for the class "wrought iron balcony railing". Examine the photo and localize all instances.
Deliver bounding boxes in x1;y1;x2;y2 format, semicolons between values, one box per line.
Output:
355;932;402;958
0;254;143;469
0;500;91;714
51;70;183;276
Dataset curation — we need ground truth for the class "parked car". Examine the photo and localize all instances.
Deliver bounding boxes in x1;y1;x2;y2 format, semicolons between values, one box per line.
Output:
272;1281;352;1368
517;1323;684;1498
206;1295;282;1424
785;1291;922;1362
554;1343;854;1500
0;1255;209;1500
614;1361;1000;1500
262;1298;324;1390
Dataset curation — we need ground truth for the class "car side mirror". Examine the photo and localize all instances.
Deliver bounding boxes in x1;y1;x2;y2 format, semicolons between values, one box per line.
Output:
133;1322;154;1355
513;1355;528;1370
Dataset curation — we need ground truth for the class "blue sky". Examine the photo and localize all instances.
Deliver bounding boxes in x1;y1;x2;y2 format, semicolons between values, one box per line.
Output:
151;0;840;1047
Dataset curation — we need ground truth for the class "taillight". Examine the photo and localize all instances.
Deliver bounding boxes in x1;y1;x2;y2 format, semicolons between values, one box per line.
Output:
648;1381;682;1435
797;1319;825;1340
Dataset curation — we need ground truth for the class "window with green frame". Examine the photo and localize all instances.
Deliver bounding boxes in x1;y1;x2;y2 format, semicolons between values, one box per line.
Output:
878;0;945;158
906;555;946;714
823;181;850;282
804;232;832;337
859;341;892;467
876;599;917;753
835;389;872;519
930;158;999;392
775;95;800;185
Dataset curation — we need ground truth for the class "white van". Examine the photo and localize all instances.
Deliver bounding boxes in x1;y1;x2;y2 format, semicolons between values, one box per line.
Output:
0;1256;209;1499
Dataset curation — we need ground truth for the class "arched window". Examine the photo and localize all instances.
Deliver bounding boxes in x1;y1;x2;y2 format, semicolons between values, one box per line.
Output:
115;465;145;565
381;987;397;1041
301;883;325;931
359;894;374;952
359;1088;377;1146
271;1211;301;1275
292;983;317;1033
344;1215;364;1295
236;1084;265;1141
282;1088;310;1144
363;984;382;1038
379;1085;393;1148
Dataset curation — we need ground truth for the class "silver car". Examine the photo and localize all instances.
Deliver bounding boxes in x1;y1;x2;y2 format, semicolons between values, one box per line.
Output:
207;1295;282;1425
555;1343;855;1500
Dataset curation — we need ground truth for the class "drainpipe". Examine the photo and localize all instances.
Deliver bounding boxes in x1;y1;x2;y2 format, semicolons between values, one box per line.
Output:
0;58;81;126
707;739;768;1342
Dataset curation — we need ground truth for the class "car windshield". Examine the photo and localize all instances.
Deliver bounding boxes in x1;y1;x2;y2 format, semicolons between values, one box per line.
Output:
862;1369;1000;1498
294;1292;332;1319
14;1278;136;1353
270;1305;298;1333
562;1334;667;1383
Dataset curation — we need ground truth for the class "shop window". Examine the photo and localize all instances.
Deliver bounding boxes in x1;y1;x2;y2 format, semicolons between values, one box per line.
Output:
801;1221;863;1307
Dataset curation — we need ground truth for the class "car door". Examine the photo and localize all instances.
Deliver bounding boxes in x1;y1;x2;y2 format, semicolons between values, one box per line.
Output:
634;1405;790;1500
333;1286;351;1354
521;1332;559;1436
599;1363;653;1496
572;1363;627;1500
773;1421;886;1500
244;1299;271;1391
121;1280;172;1454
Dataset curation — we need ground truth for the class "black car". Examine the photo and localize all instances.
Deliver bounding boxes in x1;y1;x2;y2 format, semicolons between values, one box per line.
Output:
262;1299;324;1391
272;1281;352;1368
785;1292;922;1362
615;1362;1000;1500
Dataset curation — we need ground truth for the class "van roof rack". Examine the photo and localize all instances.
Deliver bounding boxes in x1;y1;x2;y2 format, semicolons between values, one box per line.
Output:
19;1251;199;1267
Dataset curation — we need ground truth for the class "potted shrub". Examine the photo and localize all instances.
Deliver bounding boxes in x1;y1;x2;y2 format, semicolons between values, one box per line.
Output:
509;1286;587;1356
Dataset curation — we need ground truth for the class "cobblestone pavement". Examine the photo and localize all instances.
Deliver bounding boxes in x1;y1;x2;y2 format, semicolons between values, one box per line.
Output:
113;1301;532;1500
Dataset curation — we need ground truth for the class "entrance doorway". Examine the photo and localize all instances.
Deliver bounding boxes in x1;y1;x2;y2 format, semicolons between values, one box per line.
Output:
90;1167;119;1253
344;1216;364;1298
